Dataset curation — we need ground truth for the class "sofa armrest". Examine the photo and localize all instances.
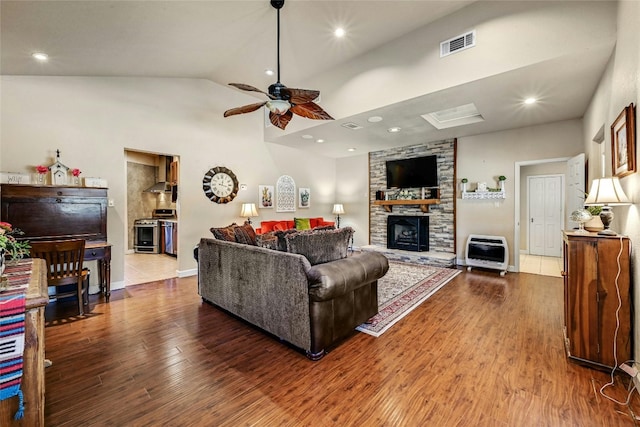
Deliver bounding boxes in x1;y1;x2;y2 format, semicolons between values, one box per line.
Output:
307;252;389;302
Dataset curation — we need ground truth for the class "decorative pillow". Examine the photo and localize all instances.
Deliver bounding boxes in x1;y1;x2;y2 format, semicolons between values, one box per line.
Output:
234;222;257;246
273;223;288;232
294;217;311;230
273;229;298;251
256;232;278;250
285;227;354;265
210;223;237;242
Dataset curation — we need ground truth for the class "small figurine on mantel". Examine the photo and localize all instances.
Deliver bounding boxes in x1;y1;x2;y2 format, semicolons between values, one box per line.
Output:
48;149;70;185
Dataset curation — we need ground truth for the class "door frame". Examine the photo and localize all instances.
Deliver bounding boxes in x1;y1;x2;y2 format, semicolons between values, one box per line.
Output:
513;157;570;272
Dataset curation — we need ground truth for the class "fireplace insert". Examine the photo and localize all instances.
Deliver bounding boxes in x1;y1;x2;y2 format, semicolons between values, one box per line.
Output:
387;215;429;252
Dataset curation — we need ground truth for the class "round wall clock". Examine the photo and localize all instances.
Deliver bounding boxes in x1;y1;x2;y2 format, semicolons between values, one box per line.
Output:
202;166;239;204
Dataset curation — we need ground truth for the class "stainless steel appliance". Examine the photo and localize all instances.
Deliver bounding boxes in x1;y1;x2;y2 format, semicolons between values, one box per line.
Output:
134;209;176;254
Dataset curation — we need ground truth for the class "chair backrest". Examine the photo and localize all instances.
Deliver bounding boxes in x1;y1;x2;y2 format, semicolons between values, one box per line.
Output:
29;239;86;286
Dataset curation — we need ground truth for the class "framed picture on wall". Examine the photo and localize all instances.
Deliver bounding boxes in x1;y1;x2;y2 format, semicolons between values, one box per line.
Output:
298;187;310;208
258;185;274;209
611;103;636;178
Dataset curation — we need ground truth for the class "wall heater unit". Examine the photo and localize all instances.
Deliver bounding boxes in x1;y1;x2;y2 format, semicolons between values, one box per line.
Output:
465;234;509;276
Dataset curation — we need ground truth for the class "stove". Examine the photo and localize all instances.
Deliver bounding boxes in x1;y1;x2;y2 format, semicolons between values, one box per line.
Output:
134;209;176;253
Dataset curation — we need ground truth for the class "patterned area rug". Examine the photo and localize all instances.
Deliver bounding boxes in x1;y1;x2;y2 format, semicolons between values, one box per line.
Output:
356;262;461;337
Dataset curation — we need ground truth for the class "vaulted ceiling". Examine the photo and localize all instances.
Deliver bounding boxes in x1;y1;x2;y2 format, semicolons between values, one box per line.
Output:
1;1;618;157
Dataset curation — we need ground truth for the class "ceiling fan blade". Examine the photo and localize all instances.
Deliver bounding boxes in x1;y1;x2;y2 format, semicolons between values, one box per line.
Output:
269;110;293;130
223;102;267;117
289;102;334;121
228;83;274;99
281;88;320;104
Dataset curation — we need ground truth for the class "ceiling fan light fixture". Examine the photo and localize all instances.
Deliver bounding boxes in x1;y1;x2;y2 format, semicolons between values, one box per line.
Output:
264;69;275;76
266;99;291;115
334;28;346;38
32;52;48;61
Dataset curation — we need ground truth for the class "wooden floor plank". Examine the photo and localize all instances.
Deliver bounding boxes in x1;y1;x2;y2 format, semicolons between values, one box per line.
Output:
43;269;639;426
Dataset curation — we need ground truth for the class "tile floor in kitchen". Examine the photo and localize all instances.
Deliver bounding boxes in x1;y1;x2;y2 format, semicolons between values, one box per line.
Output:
124;252;178;286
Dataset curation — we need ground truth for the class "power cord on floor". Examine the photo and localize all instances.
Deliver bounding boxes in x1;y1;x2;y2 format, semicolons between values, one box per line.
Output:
599;235;636;406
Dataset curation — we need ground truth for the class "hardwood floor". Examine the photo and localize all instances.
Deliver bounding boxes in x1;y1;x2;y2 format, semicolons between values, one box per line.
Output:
43;269;640;426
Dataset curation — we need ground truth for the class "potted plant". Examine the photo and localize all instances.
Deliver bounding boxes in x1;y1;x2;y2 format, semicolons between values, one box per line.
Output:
0;222;31;275
498;175;506;191
584;206;604;232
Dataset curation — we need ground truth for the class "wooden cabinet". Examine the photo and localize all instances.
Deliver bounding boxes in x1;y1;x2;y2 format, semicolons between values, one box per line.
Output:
0;185;107;243
562;231;631;370
0;259;48;426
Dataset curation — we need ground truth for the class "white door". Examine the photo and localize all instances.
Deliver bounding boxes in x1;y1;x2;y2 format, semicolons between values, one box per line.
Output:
529;175;563;256
566;153;586;229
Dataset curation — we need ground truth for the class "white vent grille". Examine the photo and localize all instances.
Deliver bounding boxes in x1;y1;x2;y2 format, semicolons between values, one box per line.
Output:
341;122;363;130
440;30;476;57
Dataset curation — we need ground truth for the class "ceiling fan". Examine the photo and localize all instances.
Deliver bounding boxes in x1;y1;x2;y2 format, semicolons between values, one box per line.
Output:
223;0;334;130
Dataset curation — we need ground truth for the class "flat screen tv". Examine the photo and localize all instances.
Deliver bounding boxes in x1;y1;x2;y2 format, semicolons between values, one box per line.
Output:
386;155;438;188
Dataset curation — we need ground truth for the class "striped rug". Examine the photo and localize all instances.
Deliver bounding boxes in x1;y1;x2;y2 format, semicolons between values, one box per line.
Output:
357;262;460;337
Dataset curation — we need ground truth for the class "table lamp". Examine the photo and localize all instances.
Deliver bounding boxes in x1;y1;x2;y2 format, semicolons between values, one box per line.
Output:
332;204;345;228
584;177;631;235
240;203;259;225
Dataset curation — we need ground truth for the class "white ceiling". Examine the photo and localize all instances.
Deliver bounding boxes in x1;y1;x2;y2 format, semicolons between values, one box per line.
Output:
0;0;616;158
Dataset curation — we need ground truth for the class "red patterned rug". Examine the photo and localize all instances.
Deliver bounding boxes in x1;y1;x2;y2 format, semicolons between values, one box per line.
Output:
356;262;461;337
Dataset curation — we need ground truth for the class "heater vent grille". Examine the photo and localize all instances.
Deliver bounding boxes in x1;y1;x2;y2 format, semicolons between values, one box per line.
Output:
440;30;476;57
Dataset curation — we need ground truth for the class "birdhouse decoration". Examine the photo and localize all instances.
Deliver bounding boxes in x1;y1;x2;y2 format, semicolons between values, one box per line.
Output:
48;149;70;185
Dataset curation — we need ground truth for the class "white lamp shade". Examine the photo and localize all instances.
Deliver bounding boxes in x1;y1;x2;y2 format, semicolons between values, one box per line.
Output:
240;203;259;217
584;177;631;206
332;204;345;215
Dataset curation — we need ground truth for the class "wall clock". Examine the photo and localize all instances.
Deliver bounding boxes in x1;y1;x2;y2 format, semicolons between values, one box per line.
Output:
202;166;239;204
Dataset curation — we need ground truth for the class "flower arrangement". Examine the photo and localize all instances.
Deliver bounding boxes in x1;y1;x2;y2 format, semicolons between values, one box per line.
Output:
72;168;82;177
36;165;48;174
0;222;31;260
498;175;507;181
461;178;468;183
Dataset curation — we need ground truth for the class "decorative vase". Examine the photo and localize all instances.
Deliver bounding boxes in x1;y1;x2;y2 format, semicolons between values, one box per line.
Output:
461;183;467;193
36;173;46;185
584;215;604;232
499;180;505;191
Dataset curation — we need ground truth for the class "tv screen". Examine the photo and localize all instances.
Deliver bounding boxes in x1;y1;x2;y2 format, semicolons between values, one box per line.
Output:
386;155;438;188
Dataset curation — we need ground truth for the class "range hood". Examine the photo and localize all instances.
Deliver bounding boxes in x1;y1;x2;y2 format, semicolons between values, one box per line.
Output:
143;155;173;193
144;182;171;193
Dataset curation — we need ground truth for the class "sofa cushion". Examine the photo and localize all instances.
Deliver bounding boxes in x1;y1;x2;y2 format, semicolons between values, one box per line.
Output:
294;217;311;230
285;227;354;265
234;222;257;246
259;221;280;233
273;229;298;251
210;223;237;242
256;231;278;250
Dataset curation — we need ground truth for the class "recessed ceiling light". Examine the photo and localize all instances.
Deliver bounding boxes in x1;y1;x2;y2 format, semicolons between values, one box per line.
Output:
334;28;346;38
316;139;325;143
367;116;383;123
387;127;401;133
32;52;48;61
347;148;356;152
524;97;537;105
265;69;275;76
301;134;313;139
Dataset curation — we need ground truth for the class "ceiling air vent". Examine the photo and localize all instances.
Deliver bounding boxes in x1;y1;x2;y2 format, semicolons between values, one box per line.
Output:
440;30;476;57
341;122;363;130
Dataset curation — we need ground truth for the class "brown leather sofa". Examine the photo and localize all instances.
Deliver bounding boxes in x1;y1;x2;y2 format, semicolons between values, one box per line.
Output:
197;237;389;360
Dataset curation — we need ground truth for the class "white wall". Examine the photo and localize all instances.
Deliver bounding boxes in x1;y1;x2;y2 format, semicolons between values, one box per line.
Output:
582;0;640;364
0;76;337;289
456;119;584;266
335;154;369;248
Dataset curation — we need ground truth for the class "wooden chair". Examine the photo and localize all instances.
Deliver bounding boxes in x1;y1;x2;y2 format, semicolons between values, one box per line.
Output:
30;239;88;315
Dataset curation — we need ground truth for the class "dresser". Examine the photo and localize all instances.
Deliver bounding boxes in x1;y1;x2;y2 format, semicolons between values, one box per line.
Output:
0;259;47;426
562;231;631;370
0;184;112;301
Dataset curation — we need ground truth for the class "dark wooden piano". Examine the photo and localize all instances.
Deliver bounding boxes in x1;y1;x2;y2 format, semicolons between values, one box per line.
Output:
1;184;112;301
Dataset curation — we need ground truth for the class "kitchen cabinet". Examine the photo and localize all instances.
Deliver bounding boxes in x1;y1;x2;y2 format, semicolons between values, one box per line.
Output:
562;231;631;370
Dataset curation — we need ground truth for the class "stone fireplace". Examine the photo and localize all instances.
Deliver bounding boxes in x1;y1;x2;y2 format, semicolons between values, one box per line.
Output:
369;139;455;255
387;215;429;252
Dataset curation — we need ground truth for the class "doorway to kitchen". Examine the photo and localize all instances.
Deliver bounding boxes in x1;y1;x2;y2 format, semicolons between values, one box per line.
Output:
125;149;179;286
